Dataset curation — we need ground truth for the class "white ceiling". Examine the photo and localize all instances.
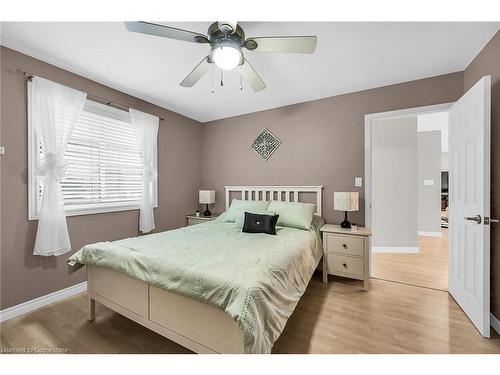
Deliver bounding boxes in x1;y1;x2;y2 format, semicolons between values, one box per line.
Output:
1;22;498;122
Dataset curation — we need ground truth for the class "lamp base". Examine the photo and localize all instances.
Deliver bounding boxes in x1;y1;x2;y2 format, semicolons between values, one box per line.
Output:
340;211;351;229
203;204;212;217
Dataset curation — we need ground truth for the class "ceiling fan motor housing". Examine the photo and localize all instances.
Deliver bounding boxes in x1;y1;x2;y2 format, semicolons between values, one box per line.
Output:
217;21;238;35
208;22;245;46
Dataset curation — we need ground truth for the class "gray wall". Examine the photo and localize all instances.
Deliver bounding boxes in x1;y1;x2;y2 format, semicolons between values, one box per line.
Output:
201;72;464;226
0;47;203;309
441;152;449;171
371;116;418;249
201;69;464;252
464;30;500;318
417;130;442;234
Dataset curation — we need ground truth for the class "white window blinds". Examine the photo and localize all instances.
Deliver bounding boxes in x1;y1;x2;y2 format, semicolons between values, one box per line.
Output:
29;100;157;218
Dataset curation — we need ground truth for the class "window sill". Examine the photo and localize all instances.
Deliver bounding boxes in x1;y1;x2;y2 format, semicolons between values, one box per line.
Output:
28;203;159;221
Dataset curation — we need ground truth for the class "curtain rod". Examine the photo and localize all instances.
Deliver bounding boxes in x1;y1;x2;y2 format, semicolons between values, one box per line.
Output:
17;70;165;121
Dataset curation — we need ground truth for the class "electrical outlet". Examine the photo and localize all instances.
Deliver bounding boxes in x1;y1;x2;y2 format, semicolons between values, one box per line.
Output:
355;177;362;187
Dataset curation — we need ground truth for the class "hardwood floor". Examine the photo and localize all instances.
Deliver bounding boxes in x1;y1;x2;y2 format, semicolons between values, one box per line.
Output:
1;274;499;354
372;229;448;291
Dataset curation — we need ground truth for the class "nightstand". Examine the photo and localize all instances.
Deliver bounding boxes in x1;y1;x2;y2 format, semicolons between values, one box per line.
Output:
186;214;219;226
320;224;371;291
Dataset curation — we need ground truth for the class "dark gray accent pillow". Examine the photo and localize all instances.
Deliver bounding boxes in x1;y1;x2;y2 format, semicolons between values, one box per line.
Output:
242;212;279;235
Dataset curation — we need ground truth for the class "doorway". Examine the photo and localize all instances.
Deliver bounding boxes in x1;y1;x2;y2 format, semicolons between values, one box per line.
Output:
365;77;492;338
364;103;452;291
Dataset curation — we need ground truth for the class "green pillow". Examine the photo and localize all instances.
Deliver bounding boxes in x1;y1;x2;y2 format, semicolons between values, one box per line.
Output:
224;199;270;222
267;201;316;230
234;210;276;229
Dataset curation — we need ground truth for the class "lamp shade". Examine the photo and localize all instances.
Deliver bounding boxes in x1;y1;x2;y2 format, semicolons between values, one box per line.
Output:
334;192;359;212
199;190;216;204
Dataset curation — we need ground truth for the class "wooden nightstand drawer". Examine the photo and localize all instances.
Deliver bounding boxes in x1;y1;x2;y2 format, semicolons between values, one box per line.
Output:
327;254;364;277
325;233;364;256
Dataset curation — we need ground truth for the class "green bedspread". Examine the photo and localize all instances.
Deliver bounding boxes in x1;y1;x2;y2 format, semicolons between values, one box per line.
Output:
67;216;323;353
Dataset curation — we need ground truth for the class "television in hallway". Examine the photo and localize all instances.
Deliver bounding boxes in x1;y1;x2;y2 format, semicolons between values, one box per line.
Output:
441;171;449;194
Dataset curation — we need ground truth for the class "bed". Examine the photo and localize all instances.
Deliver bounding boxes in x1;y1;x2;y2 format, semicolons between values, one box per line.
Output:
68;185;324;354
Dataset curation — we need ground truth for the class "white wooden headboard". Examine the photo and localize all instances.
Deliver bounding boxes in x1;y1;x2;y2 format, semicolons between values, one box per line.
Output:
224;185;324;217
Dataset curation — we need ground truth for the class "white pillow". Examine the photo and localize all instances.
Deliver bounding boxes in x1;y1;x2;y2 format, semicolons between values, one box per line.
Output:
267;201;316;230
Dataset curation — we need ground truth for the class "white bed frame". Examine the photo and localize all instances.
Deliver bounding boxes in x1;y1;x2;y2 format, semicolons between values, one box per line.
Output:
86;185;323;354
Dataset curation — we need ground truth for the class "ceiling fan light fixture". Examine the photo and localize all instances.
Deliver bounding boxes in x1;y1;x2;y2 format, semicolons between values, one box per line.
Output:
212;45;242;70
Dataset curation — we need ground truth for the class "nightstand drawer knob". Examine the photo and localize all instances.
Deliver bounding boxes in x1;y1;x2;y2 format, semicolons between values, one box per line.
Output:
342;244;347;249
343;263;347;268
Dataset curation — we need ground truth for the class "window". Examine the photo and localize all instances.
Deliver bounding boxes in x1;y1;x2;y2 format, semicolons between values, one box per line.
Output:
28;99;157;219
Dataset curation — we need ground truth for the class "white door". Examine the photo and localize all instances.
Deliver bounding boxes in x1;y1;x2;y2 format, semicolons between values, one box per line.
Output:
448;76;491;337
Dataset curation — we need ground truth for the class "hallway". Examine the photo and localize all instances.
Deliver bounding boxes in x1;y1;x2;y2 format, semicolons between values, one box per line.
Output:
372;229;448;290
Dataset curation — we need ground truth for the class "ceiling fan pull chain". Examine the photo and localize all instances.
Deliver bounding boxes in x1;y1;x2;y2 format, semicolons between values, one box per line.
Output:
211;64;214;94
240;66;243;90
221;69;224;87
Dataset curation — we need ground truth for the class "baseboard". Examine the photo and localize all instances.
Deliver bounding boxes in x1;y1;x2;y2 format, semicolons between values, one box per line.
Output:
0;281;87;323
418;231;443;238
491;313;500;335
372;246;419;254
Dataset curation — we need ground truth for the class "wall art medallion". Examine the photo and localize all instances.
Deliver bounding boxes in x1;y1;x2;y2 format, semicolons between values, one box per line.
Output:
250;128;281;161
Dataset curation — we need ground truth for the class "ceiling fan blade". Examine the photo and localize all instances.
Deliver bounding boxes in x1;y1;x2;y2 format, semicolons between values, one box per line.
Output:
124;21;209;44
180;56;211;87
244;36;317;53
242;59;266;92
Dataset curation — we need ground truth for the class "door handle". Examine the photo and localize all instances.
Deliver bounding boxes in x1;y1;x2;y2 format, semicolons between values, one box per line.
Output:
464;214;482;224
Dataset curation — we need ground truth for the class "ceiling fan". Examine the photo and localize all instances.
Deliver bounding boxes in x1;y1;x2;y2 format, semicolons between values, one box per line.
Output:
124;21;317;92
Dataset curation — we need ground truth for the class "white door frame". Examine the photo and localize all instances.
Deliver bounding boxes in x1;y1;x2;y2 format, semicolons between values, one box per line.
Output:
364;102;454;276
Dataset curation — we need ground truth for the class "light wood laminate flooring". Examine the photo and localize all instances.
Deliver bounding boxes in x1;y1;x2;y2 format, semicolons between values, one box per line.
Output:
2;273;499;354
372;230;448;291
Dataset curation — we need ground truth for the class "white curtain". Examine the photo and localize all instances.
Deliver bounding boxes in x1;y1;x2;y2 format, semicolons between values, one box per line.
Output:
130;108;159;233
30;77;87;256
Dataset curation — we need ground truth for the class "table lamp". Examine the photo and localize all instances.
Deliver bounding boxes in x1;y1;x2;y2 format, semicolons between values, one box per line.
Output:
334;192;359;229
199;190;216;217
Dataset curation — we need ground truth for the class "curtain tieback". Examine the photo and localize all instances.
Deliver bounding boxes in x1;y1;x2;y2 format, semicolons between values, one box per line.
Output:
36;152;67;182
